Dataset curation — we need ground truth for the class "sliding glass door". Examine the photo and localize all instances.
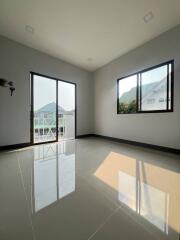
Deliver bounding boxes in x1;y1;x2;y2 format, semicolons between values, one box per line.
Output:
32;74;57;144
58;81;75;140
31;73;76;144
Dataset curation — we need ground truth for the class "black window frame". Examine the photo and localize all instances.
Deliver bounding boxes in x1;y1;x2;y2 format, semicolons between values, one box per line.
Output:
117;60;174;114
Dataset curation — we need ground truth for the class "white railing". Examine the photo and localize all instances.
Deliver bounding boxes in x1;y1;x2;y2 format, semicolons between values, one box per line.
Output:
34;116;66;142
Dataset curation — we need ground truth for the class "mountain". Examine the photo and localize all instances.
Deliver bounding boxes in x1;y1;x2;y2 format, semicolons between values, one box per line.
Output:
36;102;74;115
119;86;136;103
119;79;166;103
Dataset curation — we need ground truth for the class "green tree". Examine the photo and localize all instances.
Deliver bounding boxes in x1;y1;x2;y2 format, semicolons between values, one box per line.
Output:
119;100;136;113
127;100;136;113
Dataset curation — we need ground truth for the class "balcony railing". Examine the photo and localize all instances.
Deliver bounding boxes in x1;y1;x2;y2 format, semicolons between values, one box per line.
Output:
34;116;66;142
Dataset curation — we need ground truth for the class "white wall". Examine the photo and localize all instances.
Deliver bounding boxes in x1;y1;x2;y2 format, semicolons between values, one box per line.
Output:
1;25;180;149
94;25;180;149
0;36;94;146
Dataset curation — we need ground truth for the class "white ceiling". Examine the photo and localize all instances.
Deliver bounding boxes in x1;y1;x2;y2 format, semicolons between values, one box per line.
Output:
0;0;180;71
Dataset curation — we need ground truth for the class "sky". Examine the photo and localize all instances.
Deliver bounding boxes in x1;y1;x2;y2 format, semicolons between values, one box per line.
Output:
34;75;75;111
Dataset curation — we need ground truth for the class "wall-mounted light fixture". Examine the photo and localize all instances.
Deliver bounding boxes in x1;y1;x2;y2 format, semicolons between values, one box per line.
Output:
0;78;15;96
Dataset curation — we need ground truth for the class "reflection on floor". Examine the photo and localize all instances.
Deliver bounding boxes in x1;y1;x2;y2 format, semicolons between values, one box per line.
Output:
34;143;75;212
0;138;179;240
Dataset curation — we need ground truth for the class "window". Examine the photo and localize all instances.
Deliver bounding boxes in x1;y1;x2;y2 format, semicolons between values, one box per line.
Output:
117;60;174;114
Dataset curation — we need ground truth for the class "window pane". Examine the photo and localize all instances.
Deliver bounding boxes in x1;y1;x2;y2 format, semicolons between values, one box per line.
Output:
118;75;137;113
33;75;57;143
58;81;75;140
168;64;172;110
141;65;168;111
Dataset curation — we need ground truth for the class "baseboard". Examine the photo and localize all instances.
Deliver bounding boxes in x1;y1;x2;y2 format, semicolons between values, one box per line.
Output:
0;142;31;151
92;134;180;155
1;135;179;155
76;134;94;138
0;136;93;150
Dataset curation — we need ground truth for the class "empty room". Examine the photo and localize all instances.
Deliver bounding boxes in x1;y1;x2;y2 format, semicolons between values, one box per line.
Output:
0;0;180;239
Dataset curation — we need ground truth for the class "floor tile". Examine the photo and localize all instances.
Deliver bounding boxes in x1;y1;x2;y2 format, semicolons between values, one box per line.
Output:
0;153;34;240
0;138;179;240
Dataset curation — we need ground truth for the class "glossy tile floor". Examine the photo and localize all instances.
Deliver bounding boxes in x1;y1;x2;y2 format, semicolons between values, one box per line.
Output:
0;137;180;240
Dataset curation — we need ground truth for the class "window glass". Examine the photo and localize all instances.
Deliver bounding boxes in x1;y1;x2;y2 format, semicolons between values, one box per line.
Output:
141;65;167;111
118;75;137;113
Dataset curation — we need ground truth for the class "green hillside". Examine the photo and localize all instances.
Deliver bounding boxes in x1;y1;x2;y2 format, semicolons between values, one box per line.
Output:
119;80;164;103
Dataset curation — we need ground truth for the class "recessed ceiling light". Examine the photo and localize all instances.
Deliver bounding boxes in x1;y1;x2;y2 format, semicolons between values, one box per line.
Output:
143;12;154;23
25;25;34;34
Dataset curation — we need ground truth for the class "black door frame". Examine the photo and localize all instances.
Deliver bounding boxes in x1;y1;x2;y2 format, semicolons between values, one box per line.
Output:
30;71;77;145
